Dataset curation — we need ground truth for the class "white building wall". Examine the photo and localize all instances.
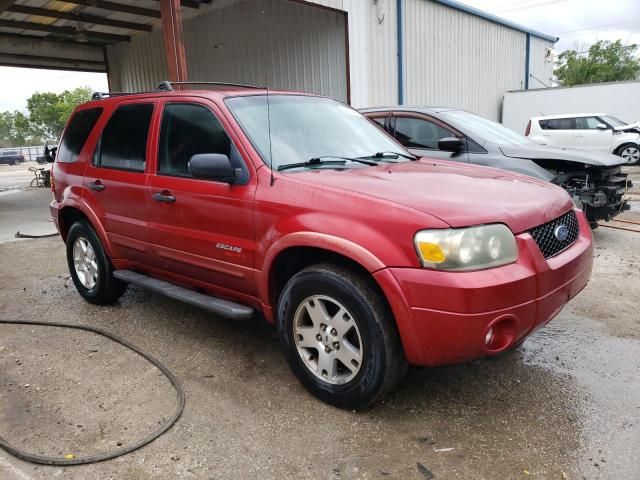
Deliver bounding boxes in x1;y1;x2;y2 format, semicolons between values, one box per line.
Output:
528;35;555;89
402;0;526;120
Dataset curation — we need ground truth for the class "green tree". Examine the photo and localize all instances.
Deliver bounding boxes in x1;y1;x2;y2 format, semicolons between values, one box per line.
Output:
555;40;640;86
26;86;92;141
0;111;37;148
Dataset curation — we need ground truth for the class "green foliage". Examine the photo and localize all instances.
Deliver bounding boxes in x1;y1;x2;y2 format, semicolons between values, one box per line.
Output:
0;86;92;148
554;40;640;87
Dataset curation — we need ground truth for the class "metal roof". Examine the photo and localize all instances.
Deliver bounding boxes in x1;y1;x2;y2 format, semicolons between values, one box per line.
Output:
431;0;559;43
0;0;210;71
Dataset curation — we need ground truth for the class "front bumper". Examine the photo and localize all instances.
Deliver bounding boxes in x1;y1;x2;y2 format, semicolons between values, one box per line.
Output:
374;209;594;366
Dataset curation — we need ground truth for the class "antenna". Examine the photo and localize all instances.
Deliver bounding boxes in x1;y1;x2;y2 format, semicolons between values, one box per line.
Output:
262;7;275;187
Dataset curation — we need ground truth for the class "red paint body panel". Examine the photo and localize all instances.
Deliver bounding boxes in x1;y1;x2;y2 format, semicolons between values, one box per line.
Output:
50;89;594;367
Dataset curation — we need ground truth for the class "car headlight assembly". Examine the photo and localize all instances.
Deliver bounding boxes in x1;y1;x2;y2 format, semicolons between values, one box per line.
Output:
414;224;518;271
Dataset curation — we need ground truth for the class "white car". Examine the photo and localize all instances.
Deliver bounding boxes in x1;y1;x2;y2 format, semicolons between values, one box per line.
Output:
526;113;640;164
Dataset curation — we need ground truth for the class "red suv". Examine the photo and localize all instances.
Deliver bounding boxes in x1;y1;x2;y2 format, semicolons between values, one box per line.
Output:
50;83;594;409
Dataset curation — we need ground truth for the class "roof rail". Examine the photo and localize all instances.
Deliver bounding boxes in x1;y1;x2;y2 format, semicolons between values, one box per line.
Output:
157;80;266;91
91;91;144;100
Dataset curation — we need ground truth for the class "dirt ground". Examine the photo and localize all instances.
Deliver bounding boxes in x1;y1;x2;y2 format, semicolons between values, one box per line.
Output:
0;167;639;479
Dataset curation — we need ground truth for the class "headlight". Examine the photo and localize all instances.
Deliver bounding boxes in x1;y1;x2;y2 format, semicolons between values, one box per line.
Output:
414;224;518;271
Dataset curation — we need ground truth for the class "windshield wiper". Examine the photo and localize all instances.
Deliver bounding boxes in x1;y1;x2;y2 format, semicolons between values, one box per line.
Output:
359;151;417;161
277;156;378;172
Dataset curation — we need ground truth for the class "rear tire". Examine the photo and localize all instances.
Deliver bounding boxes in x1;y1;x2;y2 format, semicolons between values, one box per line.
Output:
614;143;640;165
276;263;407;410
66;220;127;305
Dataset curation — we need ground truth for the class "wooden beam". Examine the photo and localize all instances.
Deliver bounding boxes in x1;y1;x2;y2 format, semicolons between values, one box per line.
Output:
0;0;16;15
160;0;188;83
61;0;161;18
0;19;130;43
8;5;153;32
0;33;105;61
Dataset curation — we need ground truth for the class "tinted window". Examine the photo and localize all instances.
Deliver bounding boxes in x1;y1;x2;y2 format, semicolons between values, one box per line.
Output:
539;118;574;130
575;117;602;129
158;103;231;177
96;104;153;171
57;108;102;163
394;117;452;149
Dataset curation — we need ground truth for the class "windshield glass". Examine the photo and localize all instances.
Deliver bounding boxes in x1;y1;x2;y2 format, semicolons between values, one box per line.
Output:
225;95;408;170
601;115;628;128
440;110;533;145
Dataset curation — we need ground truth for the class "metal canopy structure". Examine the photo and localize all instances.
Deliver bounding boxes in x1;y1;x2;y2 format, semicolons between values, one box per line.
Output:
0;0;210;73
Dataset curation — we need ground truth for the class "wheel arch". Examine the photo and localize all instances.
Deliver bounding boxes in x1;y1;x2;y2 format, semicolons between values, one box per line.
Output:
58;204;113;257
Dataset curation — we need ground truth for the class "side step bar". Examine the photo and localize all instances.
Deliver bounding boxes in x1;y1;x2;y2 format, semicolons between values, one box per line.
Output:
114;270;254;320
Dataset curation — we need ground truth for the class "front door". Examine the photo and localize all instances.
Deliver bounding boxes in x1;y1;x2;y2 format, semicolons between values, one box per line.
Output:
83;102;156;265
391;114;469;162
146;100;258;297
573;116;612;152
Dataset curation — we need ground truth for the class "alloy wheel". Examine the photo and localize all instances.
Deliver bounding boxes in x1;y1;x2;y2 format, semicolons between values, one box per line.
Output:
621;146;640;164
73;236;98;289
292;295;363;385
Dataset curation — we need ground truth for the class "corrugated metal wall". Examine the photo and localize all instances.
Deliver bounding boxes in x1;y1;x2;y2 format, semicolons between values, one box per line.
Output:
403;0;526;120
528;35;555;90
107;0;347;102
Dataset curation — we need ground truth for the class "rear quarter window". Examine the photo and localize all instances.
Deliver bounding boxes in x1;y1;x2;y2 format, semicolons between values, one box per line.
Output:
57;107;103;163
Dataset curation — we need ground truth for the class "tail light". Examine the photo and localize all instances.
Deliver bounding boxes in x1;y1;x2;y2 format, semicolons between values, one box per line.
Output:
524;121;531;136
50;165;55;192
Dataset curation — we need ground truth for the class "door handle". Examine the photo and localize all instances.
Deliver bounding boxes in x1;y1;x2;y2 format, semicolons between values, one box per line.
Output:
88;180;105;192
152;191;176;203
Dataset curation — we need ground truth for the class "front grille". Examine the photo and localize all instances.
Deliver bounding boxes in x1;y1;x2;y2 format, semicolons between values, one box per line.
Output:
528;210;579;259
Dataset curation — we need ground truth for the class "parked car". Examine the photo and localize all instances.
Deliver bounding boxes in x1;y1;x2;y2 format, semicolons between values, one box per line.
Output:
525;113;640;164
0;149;25;165
51;84;593;409
361;107;631;225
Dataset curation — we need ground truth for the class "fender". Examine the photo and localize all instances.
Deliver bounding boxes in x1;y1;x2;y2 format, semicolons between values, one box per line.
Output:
257;231;387;308
57;194;113;258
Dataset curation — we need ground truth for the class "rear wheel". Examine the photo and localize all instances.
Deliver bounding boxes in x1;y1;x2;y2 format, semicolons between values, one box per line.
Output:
615;143;640;165
66;220;127;304
276;263;407;410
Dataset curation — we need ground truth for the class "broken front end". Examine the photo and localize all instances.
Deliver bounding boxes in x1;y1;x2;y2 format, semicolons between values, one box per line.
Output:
553;164;631;225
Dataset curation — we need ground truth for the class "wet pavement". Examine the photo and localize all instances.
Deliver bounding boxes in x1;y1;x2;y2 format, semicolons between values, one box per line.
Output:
0;171;639;479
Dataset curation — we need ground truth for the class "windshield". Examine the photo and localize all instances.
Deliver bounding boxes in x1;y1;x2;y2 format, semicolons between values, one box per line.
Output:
225;95;408;170
601;115;629;128
439;110;533;145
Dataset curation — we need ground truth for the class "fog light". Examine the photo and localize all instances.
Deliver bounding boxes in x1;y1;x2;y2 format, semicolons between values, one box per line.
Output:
485;327;495;346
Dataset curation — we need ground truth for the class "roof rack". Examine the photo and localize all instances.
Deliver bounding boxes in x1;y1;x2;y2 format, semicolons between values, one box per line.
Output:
157;80;266;91
91;80;265;100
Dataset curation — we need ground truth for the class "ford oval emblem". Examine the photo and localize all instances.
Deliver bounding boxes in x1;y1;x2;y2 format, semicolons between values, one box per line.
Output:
554;225;569;242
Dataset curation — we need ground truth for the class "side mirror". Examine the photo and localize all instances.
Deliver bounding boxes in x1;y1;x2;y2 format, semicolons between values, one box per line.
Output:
596;123;608;130
438;137;464;153
189;154;237;183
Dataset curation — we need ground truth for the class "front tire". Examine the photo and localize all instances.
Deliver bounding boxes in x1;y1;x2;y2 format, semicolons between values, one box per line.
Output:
66;220;127;305
276;263;407;410
615;143;640;165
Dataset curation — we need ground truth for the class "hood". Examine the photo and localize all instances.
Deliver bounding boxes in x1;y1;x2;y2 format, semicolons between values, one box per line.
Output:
615;121;640;134
293;160;573;234
499;143;624;167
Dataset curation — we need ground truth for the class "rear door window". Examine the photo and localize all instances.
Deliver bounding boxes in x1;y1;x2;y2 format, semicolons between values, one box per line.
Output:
95;103;154;172
394;117;453;149
57;107;102;163
539;118;574;130
158;103;231;177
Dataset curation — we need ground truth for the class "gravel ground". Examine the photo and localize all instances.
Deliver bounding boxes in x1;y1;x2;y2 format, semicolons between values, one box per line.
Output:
0;167;639;480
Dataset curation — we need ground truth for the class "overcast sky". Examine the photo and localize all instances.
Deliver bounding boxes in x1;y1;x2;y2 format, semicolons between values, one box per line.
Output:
0;0;639;112
457;0;640;53
0;67;108;113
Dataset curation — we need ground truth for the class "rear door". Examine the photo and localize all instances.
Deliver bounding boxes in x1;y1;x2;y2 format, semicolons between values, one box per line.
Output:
537;118;575;147
573;116;612;152
146;99;258;297
83;101;156;264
